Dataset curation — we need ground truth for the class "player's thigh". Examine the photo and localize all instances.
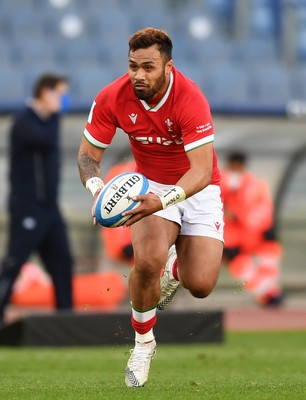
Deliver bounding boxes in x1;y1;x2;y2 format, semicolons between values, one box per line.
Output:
131;214;180;268
176;235;223;290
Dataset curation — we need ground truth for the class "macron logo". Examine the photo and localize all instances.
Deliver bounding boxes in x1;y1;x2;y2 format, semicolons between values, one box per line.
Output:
129;113;138;124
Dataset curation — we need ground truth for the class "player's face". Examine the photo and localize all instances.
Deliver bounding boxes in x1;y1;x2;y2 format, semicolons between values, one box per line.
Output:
128;45;173;100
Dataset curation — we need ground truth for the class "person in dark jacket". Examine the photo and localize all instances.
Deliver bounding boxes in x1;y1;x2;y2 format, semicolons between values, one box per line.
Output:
0;73;73;323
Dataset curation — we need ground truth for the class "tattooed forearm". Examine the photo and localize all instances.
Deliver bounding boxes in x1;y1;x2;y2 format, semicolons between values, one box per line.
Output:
77;151;101;187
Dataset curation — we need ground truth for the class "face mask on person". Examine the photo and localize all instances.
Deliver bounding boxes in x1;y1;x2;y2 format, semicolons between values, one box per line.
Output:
227;171;243;190
60;93;71;113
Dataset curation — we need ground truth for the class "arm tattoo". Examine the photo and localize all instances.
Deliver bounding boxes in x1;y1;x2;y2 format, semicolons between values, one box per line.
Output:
77;151;101;187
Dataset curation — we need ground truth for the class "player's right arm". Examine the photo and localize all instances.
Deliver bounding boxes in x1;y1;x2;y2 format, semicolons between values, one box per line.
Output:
78;86;117;222
77;136;104;187
77;136;105;224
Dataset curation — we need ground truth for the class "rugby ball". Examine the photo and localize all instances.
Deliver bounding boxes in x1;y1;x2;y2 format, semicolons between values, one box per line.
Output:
95;172;149;227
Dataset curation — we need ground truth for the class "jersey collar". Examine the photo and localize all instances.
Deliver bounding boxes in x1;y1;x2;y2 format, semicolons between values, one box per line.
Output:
139;71;174;112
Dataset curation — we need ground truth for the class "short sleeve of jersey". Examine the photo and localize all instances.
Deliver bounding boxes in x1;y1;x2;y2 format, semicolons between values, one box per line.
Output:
83;89;116;149
178;88;214;152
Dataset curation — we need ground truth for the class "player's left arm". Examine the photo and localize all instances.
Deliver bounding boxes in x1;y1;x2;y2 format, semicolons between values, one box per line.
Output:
173;88;214;197
176;142;213;197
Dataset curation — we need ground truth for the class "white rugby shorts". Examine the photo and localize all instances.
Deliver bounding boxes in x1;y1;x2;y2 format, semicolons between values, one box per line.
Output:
149;180;224;242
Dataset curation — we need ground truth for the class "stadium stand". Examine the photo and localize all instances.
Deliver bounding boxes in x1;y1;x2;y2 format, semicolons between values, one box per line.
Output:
202;63;250;106
290;65;306;100
297;9;306;61
0;0;304;113
249;0;277;38
249;62;292;107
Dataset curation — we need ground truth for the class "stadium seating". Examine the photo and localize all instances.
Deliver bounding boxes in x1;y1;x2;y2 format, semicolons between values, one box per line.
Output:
229;38;278;64
71;63;117;107
250;0;276;38
203;63;250;106
290;66;306;101
11;38;55;67
297;10;306;61
249;63;292;107
0;0;305;113
0;67;25;107
0;39;11;67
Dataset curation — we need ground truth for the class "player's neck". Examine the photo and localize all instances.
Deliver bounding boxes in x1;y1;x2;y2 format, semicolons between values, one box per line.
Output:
147;77;170;107
146;92;165;107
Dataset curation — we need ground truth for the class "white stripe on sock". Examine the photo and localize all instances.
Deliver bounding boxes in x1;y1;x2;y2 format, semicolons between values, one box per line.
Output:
132;307;156;323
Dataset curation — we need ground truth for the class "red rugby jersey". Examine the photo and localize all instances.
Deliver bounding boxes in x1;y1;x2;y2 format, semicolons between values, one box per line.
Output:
84;67;220;185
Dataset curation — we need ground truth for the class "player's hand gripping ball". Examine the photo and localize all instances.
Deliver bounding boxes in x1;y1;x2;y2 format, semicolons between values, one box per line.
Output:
94;172;149;227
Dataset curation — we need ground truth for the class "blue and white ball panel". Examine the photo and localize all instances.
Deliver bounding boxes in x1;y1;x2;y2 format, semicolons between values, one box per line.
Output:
95;172;149;227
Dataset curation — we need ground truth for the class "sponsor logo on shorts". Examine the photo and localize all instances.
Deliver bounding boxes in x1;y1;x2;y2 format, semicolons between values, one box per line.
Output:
214;221;221;231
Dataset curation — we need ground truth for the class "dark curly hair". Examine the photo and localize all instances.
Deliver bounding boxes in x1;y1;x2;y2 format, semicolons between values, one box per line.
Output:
129;27;173;62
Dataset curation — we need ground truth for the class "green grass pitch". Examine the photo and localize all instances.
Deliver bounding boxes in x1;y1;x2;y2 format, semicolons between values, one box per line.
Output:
0;331;305;400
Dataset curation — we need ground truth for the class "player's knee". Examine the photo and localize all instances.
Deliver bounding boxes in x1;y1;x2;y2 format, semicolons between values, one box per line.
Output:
186;280;215;299
134;252;163;281
189;287;212;299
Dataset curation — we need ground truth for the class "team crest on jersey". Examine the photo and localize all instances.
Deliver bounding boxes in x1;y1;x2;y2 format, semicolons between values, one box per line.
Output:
165;118;173;132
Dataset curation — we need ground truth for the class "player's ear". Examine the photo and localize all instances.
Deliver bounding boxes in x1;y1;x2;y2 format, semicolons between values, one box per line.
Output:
165;59;173;74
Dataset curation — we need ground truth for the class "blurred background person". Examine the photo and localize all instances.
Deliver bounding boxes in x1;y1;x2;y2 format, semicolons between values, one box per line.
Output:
0;73;73;324
221;151;282;306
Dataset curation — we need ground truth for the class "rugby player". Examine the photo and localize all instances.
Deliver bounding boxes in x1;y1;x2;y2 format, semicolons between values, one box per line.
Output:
77;27;224;387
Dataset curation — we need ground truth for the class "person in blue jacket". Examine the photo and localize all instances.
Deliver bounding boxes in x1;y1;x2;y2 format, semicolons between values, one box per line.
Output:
0;73;73;324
